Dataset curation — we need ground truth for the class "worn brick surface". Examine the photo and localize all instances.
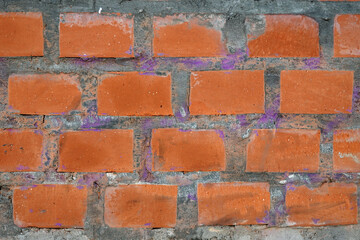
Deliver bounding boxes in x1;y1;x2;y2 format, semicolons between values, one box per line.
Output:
0;0;360;239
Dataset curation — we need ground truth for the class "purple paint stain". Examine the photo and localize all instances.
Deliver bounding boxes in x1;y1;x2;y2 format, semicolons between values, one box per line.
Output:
179;129;192;132
34;129;43;135
142;118;153;131
178;58;210;69
174;106;190;123
215;129;225;140
16;165;29;171
144;223;151;226
187;194;197;201
160;118;175;127
221;49;247;70
139;72;157;76
322;114;348;135
55;223;62;227
76;186;84;190
256;210;270;224
81;115;112;129
286;184;296;191
140;147;153;182
29;209;33;213
312;218;320;224
77;173;104;186
352;86;360;111
140;57;158;72
253;130;259;136
257;95;280;128
236;115;249;127
303;58;321;70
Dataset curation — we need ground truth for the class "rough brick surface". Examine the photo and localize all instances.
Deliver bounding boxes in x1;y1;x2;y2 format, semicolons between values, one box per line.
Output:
334;15;360;57
247;15;319;58
8;74;81;115
280;70;354;114
0;130;43;172
285;183;358;226
59;13;134;58
13;185;87;228
58;130;133;172
0;12;43;57
151;128;226;172
333;129;360;172
98;72;173;116
153;15;226;57
190;70;265;115
1;0;360;239
246;129;321;172
198;182;270;226
105;185;177;228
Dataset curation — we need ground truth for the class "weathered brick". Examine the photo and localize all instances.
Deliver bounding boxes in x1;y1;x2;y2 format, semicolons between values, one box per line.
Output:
59;13;134;58
280;70;353;114
198;182;270;226
285;183;357;226
246;129;320;173
0;130;42;172
13;184;87;228
105;185;177;228
152;128;226;172
153;15;226;57
247;15;319;57
190;70;264;115
58;130;133;173
0;12;43;57
8;74;81;115
333;129;360;172
98;72;172;116
334;14;360;57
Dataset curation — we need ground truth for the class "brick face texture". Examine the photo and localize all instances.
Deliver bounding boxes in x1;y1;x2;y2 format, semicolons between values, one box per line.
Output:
1;0;360;239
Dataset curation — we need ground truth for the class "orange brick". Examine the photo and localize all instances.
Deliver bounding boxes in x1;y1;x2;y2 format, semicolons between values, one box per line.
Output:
8;74;81;115
0;12;43;57
198;182;270;226
280;70;353;114
247;15;319;58
13;184;87;228
333;129;360;172
152;128;226;172
105;185;177;228
190;70;265;115
59;13;133;58
98;72;172;116
153;15;226;57
334;15;360;57
246;129;320;173
58;130;133;173
286;183;357;226
0;130;42;172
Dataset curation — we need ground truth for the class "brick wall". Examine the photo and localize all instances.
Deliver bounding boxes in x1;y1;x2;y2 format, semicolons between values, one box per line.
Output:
0;0;360;239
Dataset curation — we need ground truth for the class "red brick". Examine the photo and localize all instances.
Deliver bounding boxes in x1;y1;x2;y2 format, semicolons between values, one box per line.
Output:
333;129;360;172
334;15;360;57
58;129;133;173
153;15;226;57
8;74;81;115
247;15;319;58
280;70;353;114
152;128;226;172
13;184;87;228
285;183;357;226
190;70;265;115
98;72;172;116
0;12;43;57
0;130;42;172
198;182;270;226
246;129;320;173
105;184;177;228
59;13;133;58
